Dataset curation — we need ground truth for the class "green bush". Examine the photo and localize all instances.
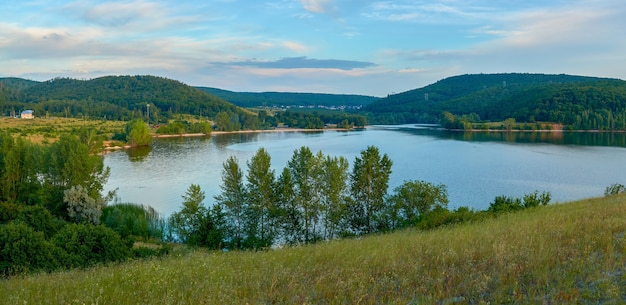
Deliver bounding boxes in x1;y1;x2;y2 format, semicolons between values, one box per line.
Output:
0;202;21;224
522;191;551;208
102;203;164;240
156;121;186;134
15;205;64;238
0;223;60;276
488;195;523;213
51;224;132;268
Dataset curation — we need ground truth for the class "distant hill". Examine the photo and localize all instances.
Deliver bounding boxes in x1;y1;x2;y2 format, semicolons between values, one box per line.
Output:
1;76;259;127
0;77;39;90
363;73;626;130
196;87;378;109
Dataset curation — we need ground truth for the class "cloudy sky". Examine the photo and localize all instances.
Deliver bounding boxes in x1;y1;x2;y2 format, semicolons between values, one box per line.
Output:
1;0;624;96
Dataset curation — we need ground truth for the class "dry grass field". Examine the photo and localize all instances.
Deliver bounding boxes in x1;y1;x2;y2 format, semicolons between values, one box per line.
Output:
0;117;125;144
2;195;625;304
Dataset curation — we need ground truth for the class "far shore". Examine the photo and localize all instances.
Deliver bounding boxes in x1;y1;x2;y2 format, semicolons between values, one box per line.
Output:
103;127;359;152
103;125;626;152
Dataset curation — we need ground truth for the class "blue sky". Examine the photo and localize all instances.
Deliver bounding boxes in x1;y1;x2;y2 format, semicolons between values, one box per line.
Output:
1;0;625;96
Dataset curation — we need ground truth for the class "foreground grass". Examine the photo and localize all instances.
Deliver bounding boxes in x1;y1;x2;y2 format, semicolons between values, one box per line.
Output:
2;196;626;304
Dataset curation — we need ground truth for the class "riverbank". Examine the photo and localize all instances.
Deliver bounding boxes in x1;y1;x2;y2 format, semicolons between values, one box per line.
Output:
104;127;357;152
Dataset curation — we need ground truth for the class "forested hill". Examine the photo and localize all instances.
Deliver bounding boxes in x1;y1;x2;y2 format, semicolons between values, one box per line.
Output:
196;87;378;108
18;76;251;119
364;73;626;130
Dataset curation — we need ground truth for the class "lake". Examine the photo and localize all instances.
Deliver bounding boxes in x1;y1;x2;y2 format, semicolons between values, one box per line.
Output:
103;125;626;216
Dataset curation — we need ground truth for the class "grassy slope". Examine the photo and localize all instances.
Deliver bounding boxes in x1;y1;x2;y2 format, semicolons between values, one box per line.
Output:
2;195;625;304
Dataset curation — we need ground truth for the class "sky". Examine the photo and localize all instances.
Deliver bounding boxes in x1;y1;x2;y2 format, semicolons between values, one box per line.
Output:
1;0;625;97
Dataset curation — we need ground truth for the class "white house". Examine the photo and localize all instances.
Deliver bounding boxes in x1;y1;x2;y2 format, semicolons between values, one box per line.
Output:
21;110;34;119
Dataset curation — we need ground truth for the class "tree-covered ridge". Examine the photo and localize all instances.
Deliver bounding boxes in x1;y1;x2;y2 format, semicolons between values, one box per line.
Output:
0;78;39;91
364;73;626;129
196;87;378;108
0;76;261;129
22;76;244;118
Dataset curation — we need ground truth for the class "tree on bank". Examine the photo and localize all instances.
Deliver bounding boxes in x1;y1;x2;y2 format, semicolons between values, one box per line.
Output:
125;118;151;147
214;156;246;249
245;148;277;249
385;180;449;229
287;146;320;243
348;146;393;235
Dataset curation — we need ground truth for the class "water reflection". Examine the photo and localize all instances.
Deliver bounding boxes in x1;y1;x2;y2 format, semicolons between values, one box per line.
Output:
126;146;151;161
385;125;626;147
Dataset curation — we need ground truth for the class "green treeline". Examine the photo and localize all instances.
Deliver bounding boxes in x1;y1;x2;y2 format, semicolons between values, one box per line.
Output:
364;73;626;130
0;76;367;132
168;146;552;251
196;87;377;108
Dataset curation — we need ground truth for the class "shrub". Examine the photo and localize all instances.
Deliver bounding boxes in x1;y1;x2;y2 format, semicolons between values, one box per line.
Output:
0;223;60;276
604;183;625;196
522;191;552;208
488;195;523;213
51;223;132;268
0;202;21;224
102;203;164;240
15;205;65;238
156;121;186;134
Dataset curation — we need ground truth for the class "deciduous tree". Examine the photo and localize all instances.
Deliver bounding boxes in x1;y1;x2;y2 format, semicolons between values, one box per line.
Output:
349;146;392;235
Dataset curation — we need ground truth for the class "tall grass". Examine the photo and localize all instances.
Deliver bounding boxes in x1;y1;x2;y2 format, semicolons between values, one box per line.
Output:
2;195;625;304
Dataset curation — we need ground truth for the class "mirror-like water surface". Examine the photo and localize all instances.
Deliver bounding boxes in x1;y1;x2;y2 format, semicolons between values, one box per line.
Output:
104;125;626;216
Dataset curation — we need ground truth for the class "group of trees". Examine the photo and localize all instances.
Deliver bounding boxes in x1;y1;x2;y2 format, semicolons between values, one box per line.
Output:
168;145;460;250
168;145;556;251
0;129;155;276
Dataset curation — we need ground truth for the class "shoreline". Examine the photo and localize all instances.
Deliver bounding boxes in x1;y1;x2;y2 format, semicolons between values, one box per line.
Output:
103;127;358;152
103;125;626;152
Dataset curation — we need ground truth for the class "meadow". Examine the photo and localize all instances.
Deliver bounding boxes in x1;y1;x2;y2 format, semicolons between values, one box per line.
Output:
2;194;625;304
0;117;125;144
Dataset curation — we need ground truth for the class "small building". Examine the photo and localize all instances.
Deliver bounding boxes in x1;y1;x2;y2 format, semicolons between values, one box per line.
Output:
21;110;34;119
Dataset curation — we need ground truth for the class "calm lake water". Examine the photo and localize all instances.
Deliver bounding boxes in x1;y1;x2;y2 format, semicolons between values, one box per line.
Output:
104;125;626;216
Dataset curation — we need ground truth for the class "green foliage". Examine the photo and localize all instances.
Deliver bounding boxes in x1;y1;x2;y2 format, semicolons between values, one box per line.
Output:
385;180;449;229
169;185;224;249
0;222;60;276
522;191;552;208
489;191;552;213
0;202;20;223
188;121;212;134
348;146;393;235
488;195;523;213
51;223;132;269
245;148;277;249
125;118;151;147
102;203;164;240
156;120;213;135
15;205;64;239
272;109;367;129
214;157;246;248
156;121;186;134
604;183;625;196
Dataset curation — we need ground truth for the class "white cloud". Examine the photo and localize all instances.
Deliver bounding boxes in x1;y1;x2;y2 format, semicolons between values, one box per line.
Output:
300;0;335;14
